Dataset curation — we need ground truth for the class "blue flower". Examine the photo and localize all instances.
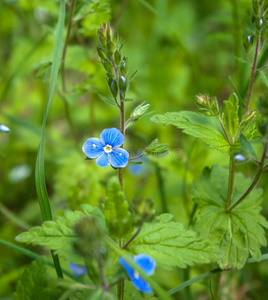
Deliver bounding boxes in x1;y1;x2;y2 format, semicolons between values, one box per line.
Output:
0;124;10;133
235;154;246;162
68;263;86;277
82;128;129;168
118;254;156;294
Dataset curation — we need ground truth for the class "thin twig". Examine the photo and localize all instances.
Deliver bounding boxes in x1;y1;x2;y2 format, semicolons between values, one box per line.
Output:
122;226;142;249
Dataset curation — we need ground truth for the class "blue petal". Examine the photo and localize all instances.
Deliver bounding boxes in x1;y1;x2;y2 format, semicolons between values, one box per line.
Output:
100;128;124;147
235;154;246;162
68;263;86;277
109;148;129;168
118;257;153;294
96;152;110;167
134;254;156;276
82;138;104;159
131;273;152;294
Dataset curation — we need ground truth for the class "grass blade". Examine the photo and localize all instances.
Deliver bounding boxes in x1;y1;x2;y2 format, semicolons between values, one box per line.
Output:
35;0;65;278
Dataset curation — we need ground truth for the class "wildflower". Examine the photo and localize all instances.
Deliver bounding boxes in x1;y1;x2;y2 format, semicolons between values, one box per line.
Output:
118;254;156;294
68;263;86;277
0;124;10;133
82;128;129;168
234;154;246;162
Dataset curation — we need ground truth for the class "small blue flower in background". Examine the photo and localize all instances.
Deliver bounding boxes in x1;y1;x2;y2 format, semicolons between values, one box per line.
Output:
235;154;246;162
68;263;86;277
0;124;10;133
118;254;156;294
82;128;129;168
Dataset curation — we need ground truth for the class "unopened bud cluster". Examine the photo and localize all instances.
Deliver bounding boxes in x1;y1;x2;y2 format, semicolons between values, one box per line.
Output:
243;0;268;53
196;94;220;116
97;23;128;99
73;216;106;260
131;197;156;226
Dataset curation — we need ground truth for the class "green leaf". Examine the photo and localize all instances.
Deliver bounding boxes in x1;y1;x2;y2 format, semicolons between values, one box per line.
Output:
14;259;49;300
103;177;133;238
192;166;268;269
259;70;268;88
222;93;239;142
127;214;212;270
97;93;116;106
151;111;230;153
128;69;138;81
143;139;169;156
240;133;258;159
16;205;106;263
35;0;66;277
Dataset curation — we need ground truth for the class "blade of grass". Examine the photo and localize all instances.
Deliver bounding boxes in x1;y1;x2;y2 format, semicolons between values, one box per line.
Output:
35;0;65;278
0;239;78;281
167;253;268;296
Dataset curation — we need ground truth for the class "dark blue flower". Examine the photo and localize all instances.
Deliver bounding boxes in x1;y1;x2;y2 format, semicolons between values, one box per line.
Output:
82;128;129;168
118;254;156;294
68;263;86;277
0;124;10;133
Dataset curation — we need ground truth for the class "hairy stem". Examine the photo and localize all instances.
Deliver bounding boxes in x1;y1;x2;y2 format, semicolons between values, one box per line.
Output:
117;238;124;300
244;37;260;114
122;226;142;249
227;139;268;213
226;156;235;210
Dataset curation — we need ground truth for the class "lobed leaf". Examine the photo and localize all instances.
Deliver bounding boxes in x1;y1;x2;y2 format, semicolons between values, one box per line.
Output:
127;214;212;270
192;166;268;269
16;205;106;263
14;259;49;300
151;111;230;153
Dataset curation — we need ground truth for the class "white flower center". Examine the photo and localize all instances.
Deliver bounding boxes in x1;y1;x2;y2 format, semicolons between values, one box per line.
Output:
133;271;140;279
103;144;113;153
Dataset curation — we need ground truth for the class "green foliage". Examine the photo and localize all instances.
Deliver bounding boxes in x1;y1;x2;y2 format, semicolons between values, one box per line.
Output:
127;214;212;270
240;133;258;159
14;259;49;300
151;111;230;152
192;166;268;269
97;93;117;106
16;205;106;263
222;93;239;142
102;177;133;238
143;139;169;156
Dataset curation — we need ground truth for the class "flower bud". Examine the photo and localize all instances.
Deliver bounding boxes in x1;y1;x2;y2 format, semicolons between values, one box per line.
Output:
119;76;127;93
97;47;107;60
114;50;121;65
109;79;118;98
132;104;150;119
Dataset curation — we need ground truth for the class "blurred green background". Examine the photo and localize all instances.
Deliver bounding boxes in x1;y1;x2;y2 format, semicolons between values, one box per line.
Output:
0;0;268;299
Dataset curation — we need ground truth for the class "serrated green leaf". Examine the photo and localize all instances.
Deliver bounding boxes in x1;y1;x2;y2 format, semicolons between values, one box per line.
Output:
240;133;258;159
151;111;230;153
103;177;133;238
128;69;138;81
14;259;49;300
259;70;268;88
222;93;239;142
127;214;212;270
16;205;106;263
97;94;116;106
143;139;169;156
192;166;268;269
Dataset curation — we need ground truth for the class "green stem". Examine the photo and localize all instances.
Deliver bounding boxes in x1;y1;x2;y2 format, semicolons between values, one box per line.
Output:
244;36;260;114
227;139;268;213
117;238;124;300
226;156;235;210
213;272;222;300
